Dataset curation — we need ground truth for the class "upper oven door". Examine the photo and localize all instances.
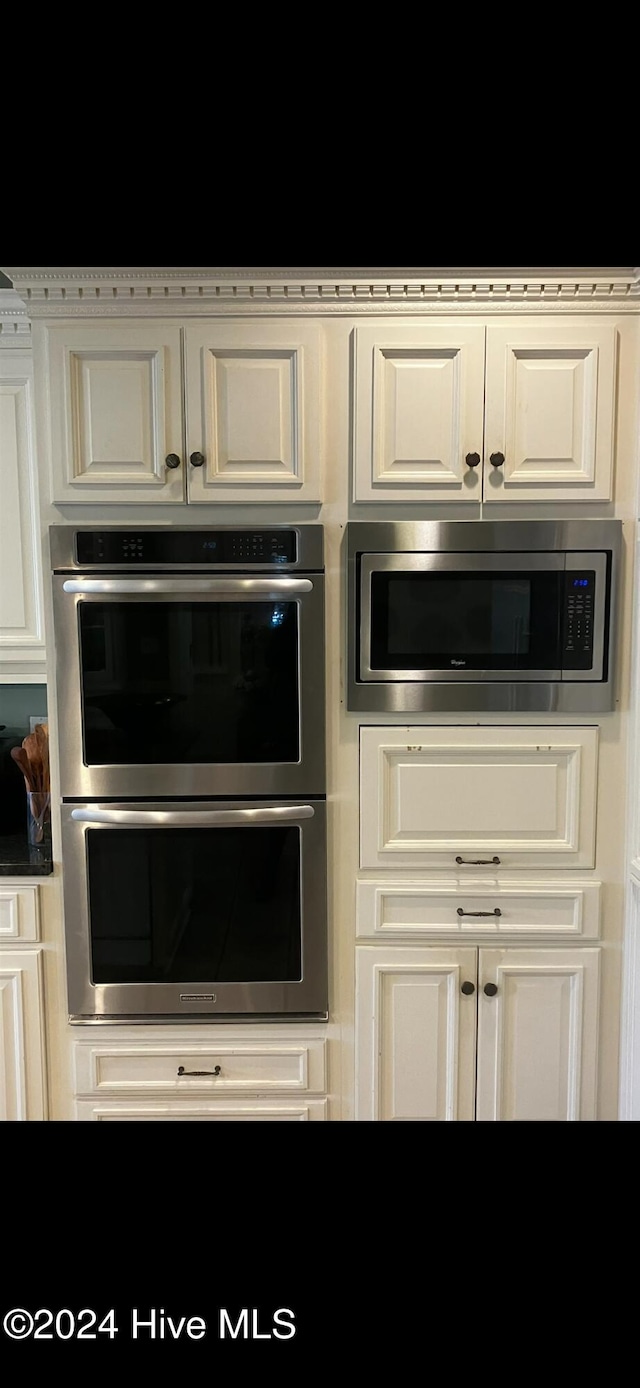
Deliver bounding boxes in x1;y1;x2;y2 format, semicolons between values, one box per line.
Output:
52;576;325;797
360;552;567;683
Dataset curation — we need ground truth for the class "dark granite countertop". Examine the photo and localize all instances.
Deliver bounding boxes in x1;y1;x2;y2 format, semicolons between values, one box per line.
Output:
0;833;53;876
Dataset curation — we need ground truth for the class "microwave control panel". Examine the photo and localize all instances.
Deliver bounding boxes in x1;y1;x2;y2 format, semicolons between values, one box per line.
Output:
562;572;596;669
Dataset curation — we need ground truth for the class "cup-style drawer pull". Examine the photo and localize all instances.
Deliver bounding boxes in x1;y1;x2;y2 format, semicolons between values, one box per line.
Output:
456;856;501;866
457;908;502;918
177;1065;222;1077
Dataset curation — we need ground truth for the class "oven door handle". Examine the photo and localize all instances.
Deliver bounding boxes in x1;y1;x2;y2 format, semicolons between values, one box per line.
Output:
70;806;316;826
62;579;314;595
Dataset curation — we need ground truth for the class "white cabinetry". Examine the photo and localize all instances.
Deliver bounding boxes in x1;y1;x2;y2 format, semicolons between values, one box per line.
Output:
73;1029;328;1121
356;945;600;1121
360;725;599;871
0;886;47;1121
353;320;617;503
0;350;46;681
357;724;604;1121
41;320;323;505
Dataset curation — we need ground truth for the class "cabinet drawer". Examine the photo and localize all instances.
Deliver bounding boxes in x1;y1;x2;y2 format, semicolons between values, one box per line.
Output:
356;879;602;940
74;1100;328;1122
74;1039;327;1096
0;885;40;941
360;726;599;870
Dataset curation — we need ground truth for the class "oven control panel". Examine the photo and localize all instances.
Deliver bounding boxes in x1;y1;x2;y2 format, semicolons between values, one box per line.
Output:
75;530;299;567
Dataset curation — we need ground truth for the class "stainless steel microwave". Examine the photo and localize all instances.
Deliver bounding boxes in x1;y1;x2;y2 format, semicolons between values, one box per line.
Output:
346;520;622;713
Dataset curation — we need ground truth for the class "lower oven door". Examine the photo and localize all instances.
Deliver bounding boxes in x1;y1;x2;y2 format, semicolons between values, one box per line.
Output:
61;800;327;1021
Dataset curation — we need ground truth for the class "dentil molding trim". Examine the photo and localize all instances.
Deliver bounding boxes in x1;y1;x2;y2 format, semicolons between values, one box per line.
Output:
0;288;32;345
2;268;639;317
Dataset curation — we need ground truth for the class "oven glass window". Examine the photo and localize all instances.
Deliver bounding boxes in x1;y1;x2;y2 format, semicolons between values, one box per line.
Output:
87;827;302;984
78;601;299;764
369;571;563;671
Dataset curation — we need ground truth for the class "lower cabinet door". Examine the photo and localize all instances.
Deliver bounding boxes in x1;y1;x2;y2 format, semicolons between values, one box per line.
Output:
356;944;601;1121
0;949;47;1121
355;947;478;1121
476;947;600;1122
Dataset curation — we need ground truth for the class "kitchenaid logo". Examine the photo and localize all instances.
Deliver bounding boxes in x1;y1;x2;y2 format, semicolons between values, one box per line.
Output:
180;994;217;1003
450;659;466;667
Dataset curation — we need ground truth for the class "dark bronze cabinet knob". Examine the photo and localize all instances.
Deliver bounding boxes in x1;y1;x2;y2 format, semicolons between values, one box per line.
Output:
489;452;505;469
465;452;481;469
483;982;498;997
461;981;476;996
165;453;181;469
190;451;205;468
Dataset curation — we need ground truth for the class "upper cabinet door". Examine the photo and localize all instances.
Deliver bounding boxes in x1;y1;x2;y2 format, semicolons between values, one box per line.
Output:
484;323;617;503
184;322;323;503
0;351;46;681
352;324;486;502
44;324;185;504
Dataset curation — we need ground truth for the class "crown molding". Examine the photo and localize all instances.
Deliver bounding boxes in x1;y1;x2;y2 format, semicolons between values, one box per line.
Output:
2;268;639;318
0;288;32;346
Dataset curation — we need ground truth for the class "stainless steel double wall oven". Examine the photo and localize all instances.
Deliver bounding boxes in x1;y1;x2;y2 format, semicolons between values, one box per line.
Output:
51;525;328;1023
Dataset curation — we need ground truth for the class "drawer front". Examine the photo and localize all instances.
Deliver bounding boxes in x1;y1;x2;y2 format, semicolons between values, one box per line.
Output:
0;885;40;941
356;879;601;940
74;1100;328;1122
360;726;599;870
74;1039;327;1096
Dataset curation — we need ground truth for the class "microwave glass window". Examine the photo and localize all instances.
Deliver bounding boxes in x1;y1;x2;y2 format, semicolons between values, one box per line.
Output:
78;601;300;765
369;570;563;671
87;826;302;984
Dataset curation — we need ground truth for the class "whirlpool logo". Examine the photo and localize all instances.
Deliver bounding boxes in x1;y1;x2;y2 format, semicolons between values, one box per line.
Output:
180;994;217;1003
450;659;466;667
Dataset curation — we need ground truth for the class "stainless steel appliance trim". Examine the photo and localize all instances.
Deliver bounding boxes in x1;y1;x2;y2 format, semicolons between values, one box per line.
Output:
70;805;316;826
346;517;624;554
61;798;328;1021
62;578;314;596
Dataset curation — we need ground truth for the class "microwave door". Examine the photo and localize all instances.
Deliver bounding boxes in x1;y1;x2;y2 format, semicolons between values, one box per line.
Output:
360;552;564;682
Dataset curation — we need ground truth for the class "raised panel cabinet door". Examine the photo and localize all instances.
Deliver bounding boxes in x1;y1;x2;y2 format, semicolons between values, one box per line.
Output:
476;947;601;1121
0;949;47;1121
484;322;617;502
355;946;477;1120
0;352;46;681
352;323;486;502
41;323;185;503
359;725;599;870
185;321;323;502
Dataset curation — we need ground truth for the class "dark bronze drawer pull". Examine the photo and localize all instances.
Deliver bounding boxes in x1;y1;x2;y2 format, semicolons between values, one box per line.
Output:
177;1065;222;1077
456;856;501;866
457;908;502;918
